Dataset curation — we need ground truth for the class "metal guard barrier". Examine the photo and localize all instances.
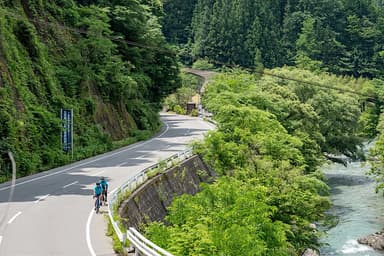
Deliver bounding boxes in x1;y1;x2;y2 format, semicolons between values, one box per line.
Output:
107;149;193;255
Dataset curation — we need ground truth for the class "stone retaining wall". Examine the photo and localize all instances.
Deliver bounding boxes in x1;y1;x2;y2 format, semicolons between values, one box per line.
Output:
118;155;214;230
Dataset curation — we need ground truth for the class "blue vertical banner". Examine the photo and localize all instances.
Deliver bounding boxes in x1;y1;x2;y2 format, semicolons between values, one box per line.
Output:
61;109;73;152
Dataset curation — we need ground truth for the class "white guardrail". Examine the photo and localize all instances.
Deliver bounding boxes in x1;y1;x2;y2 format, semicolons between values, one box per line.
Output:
107;148;194;256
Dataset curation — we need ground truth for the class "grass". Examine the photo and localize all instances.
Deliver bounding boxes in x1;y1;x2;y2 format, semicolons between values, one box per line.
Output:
106;216;129;255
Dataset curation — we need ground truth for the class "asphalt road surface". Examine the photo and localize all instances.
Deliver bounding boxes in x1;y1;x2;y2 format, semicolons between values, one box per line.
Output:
0;113;214;256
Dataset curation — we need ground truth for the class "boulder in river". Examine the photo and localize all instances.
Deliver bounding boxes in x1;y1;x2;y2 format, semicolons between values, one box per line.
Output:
301;248;319;256
358;231;384;250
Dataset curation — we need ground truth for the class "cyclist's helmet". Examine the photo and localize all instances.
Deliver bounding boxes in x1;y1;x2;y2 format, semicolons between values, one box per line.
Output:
101;177;105;180
96;182;100;185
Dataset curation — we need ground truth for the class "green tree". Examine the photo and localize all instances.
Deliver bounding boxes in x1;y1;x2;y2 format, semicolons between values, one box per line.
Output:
162;0;197;44
340;14;382;77
295;16;323;71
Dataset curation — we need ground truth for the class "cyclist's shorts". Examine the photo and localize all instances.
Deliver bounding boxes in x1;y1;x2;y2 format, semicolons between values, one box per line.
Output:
95;193;101;197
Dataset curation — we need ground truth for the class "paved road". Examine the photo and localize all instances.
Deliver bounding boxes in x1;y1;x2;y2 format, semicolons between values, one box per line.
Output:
0;113;214;256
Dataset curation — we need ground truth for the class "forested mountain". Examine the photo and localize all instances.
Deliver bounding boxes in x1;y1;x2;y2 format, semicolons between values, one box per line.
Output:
0;0;179;181
162;0;384;78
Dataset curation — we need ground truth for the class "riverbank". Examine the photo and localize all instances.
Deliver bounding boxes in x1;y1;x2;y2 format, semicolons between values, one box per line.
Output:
320;161;384;255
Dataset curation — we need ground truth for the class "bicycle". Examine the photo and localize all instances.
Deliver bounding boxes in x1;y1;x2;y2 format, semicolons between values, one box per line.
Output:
94;195;101;214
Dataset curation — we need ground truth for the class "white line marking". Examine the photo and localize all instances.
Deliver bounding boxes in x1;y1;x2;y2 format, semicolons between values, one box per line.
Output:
0;235;3;246
34;194;50;203
86;208;96;256
0;122;170;192
116;161;128;167
8;212;22;224
86;120;167;256
85;117;210;255
92;170;105;176
200;119;216;130
63;181;78;188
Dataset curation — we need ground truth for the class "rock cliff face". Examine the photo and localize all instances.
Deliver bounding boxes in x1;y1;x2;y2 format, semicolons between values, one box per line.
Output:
118;155;214;230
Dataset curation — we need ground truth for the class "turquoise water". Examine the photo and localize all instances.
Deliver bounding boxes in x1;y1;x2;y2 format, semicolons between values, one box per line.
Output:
320;161;384;256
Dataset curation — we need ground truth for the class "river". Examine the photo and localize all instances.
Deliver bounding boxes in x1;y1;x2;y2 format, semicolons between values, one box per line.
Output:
320;161;384;255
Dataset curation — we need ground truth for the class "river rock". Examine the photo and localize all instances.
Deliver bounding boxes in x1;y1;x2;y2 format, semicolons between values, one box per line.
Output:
301;248;319;256
358;231;384;250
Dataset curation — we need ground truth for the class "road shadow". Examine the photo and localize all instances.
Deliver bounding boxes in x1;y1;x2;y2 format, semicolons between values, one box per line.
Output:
0;114;212;204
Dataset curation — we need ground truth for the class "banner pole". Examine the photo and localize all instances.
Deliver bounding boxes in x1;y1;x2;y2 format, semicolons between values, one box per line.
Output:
71;109;74;160
60;109;62;151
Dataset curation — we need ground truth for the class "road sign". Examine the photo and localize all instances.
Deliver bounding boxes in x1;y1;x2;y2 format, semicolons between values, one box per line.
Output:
61;109;73;152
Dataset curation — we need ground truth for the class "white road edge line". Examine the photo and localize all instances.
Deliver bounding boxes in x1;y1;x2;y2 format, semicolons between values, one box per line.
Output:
86;122;170;256
92;171;105;176
116;162;128;167
89;118;213;256
34;194;50;203
8;212;22;224
86;208;96;256
202;119;216;130
63;181;78;189
0;121;170;192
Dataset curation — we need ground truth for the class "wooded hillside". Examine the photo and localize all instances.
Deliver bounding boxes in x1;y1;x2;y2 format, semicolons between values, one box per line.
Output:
163;0;384;78
0;0;179;181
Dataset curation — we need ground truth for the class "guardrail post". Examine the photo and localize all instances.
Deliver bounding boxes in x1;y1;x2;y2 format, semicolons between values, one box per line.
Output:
122;232;127;244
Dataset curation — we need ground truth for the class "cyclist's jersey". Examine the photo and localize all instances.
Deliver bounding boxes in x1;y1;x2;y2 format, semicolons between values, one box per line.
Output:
94;185;102;196
100;180;108;190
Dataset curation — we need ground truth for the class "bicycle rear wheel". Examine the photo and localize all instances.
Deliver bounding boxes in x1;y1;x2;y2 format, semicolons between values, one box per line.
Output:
95;197;100;213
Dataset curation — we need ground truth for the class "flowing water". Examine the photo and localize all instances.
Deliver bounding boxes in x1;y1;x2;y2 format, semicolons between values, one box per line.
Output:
320;161;384;255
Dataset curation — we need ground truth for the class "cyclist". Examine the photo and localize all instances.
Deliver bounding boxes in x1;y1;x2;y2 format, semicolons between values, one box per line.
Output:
93;182;102;212
99;177;109;205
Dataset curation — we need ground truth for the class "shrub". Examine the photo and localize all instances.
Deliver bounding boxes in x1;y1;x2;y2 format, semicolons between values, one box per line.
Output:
173;105;187;115
192;58;215;70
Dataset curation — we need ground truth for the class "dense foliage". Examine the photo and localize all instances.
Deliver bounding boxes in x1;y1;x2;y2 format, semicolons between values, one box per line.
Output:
0;0;180;181
145;68;379;255
367;80;384;193
162;0;384;78
164;72;201;113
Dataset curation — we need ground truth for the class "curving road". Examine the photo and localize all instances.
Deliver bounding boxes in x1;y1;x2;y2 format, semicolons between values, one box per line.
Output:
0;113;214;256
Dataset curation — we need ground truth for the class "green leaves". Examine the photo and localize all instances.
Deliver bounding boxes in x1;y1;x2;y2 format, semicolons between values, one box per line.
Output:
144;68;372;254
215;105;285;134
146;178;293;256
148;66;383;254
0;0;179;179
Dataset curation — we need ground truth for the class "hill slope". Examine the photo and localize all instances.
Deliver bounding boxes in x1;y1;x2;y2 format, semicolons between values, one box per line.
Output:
0;0;180;181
